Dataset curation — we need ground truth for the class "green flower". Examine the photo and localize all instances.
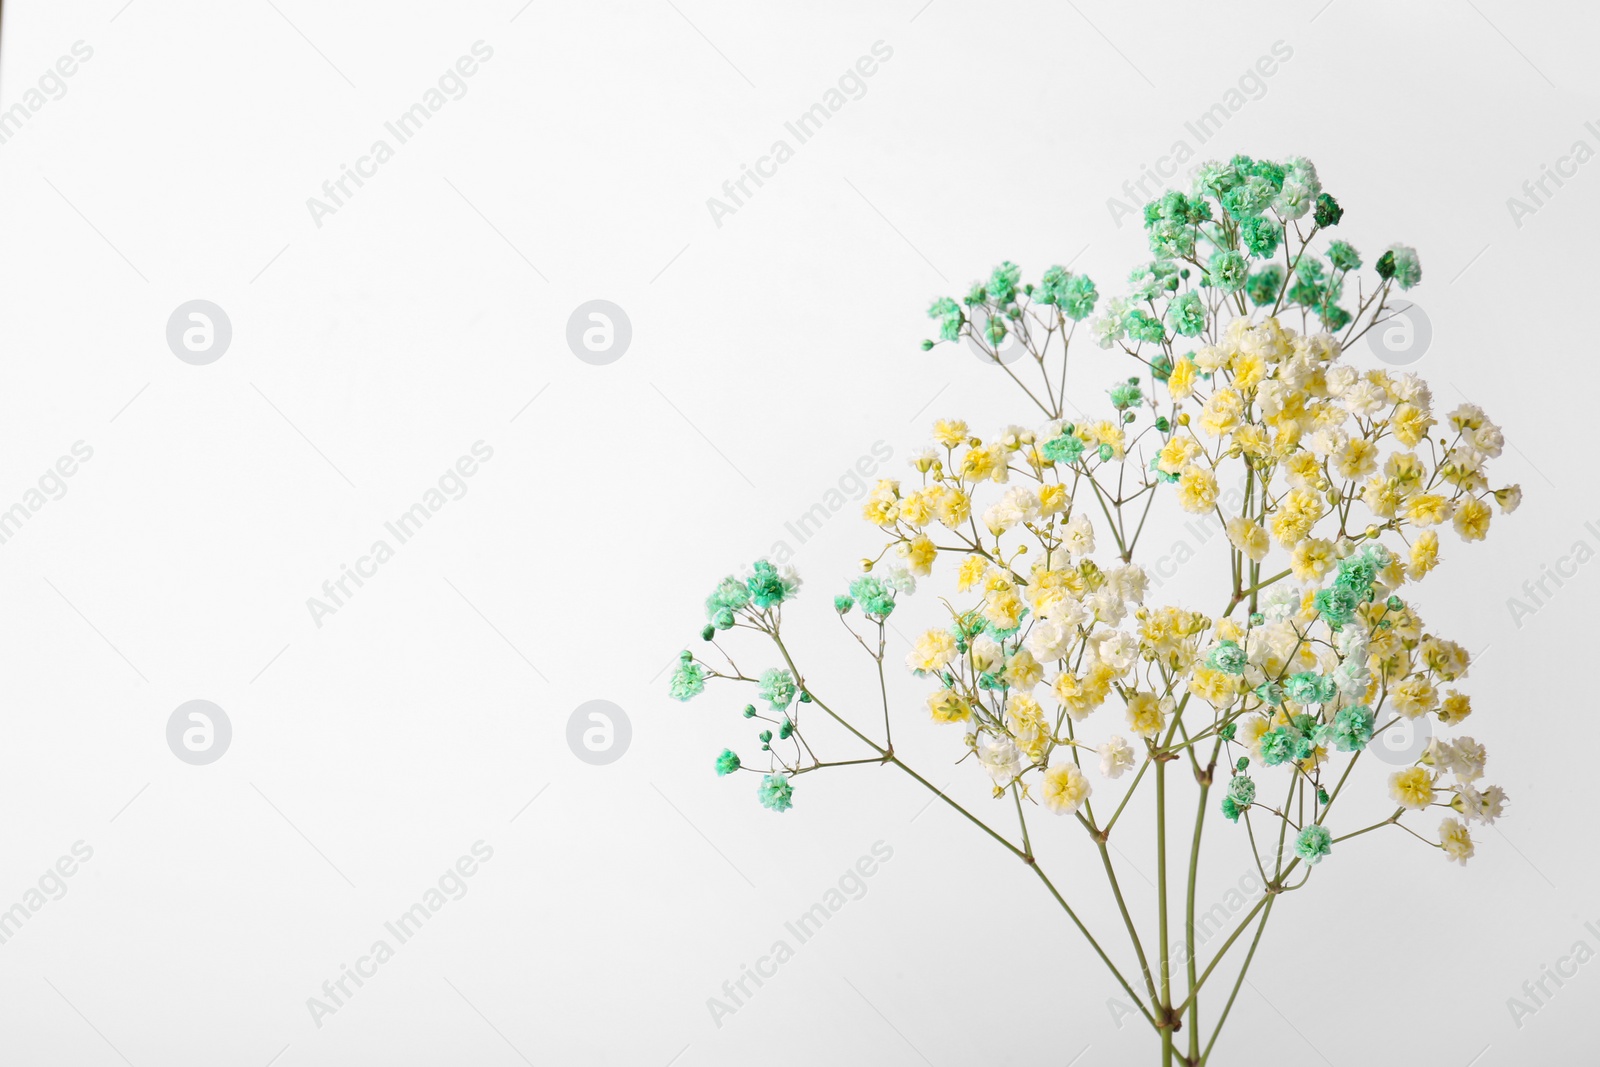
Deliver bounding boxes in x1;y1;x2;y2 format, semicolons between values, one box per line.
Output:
1376;244;1422;290
706;576;750;620
1124;308;1167;344
1109;378;1143;410
849;575;896;617
833;594;854;614
1327;704;1375;752
1313;586;1359;630
1042;433;1086;464
746;560;799;610
1037;266;1099;320
1220;795;1243;823
989;261;1023;305
1254;682;1285;707
669;653;706;702
1245;266;1284;307
1259;727;1298;766
757;774;794;812
1228;775;1256;806
1167;291;1207;337
757;668;797;710
1294;824;1333;865
1208;249;1249;291
1313;192;1343;227
1284;671;1336;706
1207;640;1248;676
1327;240;1361;272
1239;216;1281;259
715;749;741;776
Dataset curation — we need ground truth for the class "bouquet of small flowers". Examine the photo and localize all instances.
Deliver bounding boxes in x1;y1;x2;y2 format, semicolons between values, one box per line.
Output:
670;154;1515;1064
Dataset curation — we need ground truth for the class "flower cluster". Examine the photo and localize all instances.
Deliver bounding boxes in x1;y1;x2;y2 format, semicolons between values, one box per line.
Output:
669;153;1516;1059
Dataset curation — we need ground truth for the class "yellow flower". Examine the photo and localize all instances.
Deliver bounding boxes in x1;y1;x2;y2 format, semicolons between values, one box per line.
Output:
1440;818;1475;865
1199;388;1245;438
1189;666;1239;708
1404;493;1452;527
1290;538;1336;582
1453;497;1492;541
1168;357;1197;400
927;689;971;724
1269;488;1323;548
1233;424;1270;457
901;535;937;576
932;419;969;448
1362;477;1402;519
1225;517;1270;562
1391;403;1433;448
1157;435;1202;475
863;479;900;525
1390;676;1438;719
1053;666;1112;720
1334;438;1378;481
1232;349;1267;393
906;628;957;673
1437;690;1472;725
1041;761;1093;814
1389;767;1435;810
1176;464;1219;514
897;487;940;527
957;554;990;592
1006;693;1050;759
1283;450;1328;491
1086;420;1127;460
958;443;999;482
1038;483;1070;516
936;486;972;528
1125;692;1166;737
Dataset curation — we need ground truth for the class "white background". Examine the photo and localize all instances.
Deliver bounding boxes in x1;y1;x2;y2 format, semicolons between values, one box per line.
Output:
0;1;1595;1064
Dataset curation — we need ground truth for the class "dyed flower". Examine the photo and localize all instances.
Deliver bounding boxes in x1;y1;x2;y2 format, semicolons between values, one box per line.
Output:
757;774;794;812
1041;761;1093;814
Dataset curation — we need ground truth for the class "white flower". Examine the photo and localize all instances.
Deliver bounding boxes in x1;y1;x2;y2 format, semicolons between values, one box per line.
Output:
1025;616;1074;664
969;634;1005;674
1392;372;1432;408
1451;737;1487;782
1099;736;1136;779
1063;514;1096;558
1342;380;1390;418
1090;630;1138;672
1105;564;1149;604
1457;783;1507;824
1324;366;1359;398
885;566;917;595
977;732;1022;786
1090;589;1127;626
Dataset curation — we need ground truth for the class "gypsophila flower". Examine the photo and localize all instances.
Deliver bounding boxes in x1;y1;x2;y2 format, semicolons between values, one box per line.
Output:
669;653;705;702
757;774;794;812
677;154;1512;1063
1295;824;1333;865
757;668;797;710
